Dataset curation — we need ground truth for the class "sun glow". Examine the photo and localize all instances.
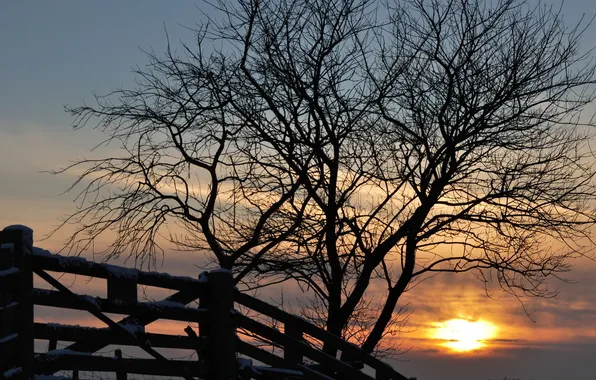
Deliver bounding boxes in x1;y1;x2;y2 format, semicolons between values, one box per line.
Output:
433;319;497;352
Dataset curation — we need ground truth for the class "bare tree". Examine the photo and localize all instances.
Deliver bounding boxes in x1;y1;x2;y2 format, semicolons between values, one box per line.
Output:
54;0;596;354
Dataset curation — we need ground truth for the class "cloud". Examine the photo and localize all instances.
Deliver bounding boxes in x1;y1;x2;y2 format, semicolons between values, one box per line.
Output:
392;341;596;380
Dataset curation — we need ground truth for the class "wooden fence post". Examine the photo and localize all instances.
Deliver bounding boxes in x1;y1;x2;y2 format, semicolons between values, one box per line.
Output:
205;269;237;379
284;317;304;364
0;225;34;378
0;231;18;375
198;271;209;346
115;349;127;380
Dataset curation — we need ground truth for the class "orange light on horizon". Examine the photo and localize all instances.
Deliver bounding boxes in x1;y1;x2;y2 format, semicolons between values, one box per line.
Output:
432;319;497;353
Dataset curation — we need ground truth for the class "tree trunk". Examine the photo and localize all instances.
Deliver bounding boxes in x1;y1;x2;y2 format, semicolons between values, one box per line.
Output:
323;289;344;358
361;237;416;354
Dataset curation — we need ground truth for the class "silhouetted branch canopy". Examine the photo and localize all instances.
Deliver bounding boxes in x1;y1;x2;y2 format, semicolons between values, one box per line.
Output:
54;0;596;353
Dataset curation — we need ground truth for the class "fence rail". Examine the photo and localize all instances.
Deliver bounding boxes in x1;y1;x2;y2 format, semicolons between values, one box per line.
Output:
0;225;411;380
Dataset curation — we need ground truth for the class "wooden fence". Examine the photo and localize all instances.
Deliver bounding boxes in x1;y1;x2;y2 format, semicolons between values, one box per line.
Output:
0;225;411;380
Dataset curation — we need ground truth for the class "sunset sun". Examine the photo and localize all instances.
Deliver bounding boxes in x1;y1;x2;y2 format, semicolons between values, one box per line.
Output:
433;319;497;352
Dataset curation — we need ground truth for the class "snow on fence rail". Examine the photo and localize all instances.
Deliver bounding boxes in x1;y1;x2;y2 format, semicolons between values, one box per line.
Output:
0;225;411;380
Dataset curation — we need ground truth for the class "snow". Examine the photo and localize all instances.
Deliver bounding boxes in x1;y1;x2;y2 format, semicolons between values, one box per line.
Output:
2;367;22;377
45;322;67;328
145;270;206;284
102;263;138;280
153;299;185;306
0;267;18;277
31;250;91;268
45;323;101;332
58;256;91;268
32;247;53;256
210;268;233;274
31;250;93;270
238;359;305;378
43;322;146;336
297;364;335;380
34;376;71;380
149;300;186;308
0;302;18;311
143;299;207;314
3;225;33;235
238;358;263;376
46;348;91;356
120;320;145;334
81;294;100;307
238;357;254;369
0;333;17;344
254;366;304;376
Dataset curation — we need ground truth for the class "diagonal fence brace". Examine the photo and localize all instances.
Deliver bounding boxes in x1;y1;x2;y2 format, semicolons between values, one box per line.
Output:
34;268;197;380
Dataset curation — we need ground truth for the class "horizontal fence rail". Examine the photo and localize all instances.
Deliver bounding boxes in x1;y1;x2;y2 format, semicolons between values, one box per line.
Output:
235;292;409;380
34;322;210;351
0;225;412;380
31;288;210;323
29;249;208;293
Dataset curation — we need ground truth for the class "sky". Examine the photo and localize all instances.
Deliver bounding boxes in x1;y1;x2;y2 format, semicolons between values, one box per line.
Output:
2;1;596;379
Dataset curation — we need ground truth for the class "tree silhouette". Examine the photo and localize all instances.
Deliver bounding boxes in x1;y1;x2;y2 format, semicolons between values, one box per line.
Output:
54;0;596;354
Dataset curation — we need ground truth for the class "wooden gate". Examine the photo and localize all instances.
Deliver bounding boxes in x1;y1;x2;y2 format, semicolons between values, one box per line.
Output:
0;225;411;380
